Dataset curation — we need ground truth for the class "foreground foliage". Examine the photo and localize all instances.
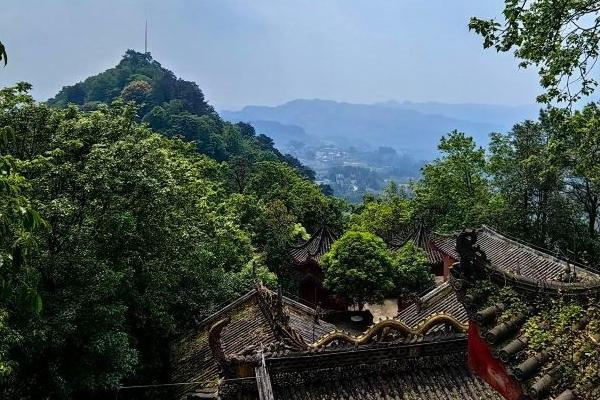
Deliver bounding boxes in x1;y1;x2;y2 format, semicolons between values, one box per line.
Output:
471;0;600;103
0;80;340;399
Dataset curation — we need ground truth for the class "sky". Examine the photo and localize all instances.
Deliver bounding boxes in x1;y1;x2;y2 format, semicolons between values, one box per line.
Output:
0;0;542;110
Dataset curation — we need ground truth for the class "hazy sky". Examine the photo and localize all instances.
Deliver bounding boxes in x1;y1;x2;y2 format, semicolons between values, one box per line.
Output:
0;0;542;109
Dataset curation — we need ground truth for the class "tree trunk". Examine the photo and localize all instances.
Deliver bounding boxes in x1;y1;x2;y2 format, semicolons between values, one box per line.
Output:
589;207;598;239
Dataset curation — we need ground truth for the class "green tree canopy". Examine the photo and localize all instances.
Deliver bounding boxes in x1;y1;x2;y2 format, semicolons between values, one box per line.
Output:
245;160;343;233
411;130;491;232
0;83;45;382
121;79;152;104
1;86;261;399
351;181;411;240
390;242;434;299
322;231;394;309
562;103;600;239
488;111;575;248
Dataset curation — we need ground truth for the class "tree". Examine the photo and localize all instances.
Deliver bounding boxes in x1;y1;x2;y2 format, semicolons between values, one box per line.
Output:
322;231;394;309
0;84;45;383
470;1;600;103
121;80;152;104
412;130;491;232
351;181;411;241
390;243;434;301
488;111;576;249
1;87;257;399
245;161;343;232
562;103;600;239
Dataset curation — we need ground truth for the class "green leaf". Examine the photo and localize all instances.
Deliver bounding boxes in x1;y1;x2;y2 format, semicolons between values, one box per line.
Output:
11;245;23;269
21;288;42;314
0;278;9;300
32;292;43;314
22;208;43;231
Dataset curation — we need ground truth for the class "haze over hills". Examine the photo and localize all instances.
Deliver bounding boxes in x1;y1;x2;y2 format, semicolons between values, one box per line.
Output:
373;100;540;128
222;99;540;201
221;99;540;157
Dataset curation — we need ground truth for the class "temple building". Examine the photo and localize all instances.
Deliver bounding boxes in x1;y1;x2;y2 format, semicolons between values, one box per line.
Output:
397;225;599;330
171;284;500;399
288;226;338;307
390;222;457;282
171;225;600;399
449;229;600;400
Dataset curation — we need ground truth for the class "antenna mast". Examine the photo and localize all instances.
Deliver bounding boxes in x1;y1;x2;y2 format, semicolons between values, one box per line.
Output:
144;20;148;54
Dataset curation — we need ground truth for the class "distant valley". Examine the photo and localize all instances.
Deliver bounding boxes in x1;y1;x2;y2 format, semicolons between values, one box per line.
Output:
221;99;539;201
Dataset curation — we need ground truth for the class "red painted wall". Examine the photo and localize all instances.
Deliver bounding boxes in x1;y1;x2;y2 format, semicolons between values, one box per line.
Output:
442;255;457;282
468;324;523;400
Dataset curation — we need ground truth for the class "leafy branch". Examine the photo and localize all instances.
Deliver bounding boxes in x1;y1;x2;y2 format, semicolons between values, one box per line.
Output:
470;0;600;104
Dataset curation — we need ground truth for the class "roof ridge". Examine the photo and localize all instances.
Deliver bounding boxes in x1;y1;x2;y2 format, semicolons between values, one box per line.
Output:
255;285;309;350
421;282;453;304
196;289;258;329
290;226;325;250
480;225;598;276
290;226;337;264
282;294;320;316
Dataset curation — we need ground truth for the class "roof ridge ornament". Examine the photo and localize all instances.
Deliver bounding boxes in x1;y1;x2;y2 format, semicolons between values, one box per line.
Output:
256;284;308;351
308;313;468;349
207;317;236;378
455;229;488;278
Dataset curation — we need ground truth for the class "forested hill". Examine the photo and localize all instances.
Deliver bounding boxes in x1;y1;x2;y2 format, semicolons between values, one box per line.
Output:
48;49;314;179
0;51;348;399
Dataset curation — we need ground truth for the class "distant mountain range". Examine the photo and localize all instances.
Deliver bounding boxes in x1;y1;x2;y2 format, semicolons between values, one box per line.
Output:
221;99;539;157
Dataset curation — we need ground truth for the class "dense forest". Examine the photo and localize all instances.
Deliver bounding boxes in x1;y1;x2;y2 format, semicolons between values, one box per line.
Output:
354;121;600;267
3;0;600;398
49;50;317;181
1;51;344;399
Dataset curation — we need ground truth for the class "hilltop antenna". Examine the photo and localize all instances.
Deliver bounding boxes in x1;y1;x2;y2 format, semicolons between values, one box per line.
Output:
144;20;148;54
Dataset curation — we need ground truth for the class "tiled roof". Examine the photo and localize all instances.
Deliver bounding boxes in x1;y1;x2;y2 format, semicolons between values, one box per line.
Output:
397;282;468;328
450;229;600;400
265;333;501;400
272;363;504;400
173;285;501;400
217;335;504;400
437;226;600;282
432;233;459;260
398;225;600;341
171;288;336;399
390;223;446;265
290;226;337;265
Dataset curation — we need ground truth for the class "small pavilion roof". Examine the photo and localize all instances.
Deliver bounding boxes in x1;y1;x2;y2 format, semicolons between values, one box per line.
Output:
289;226;337;265
389;222;447;265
